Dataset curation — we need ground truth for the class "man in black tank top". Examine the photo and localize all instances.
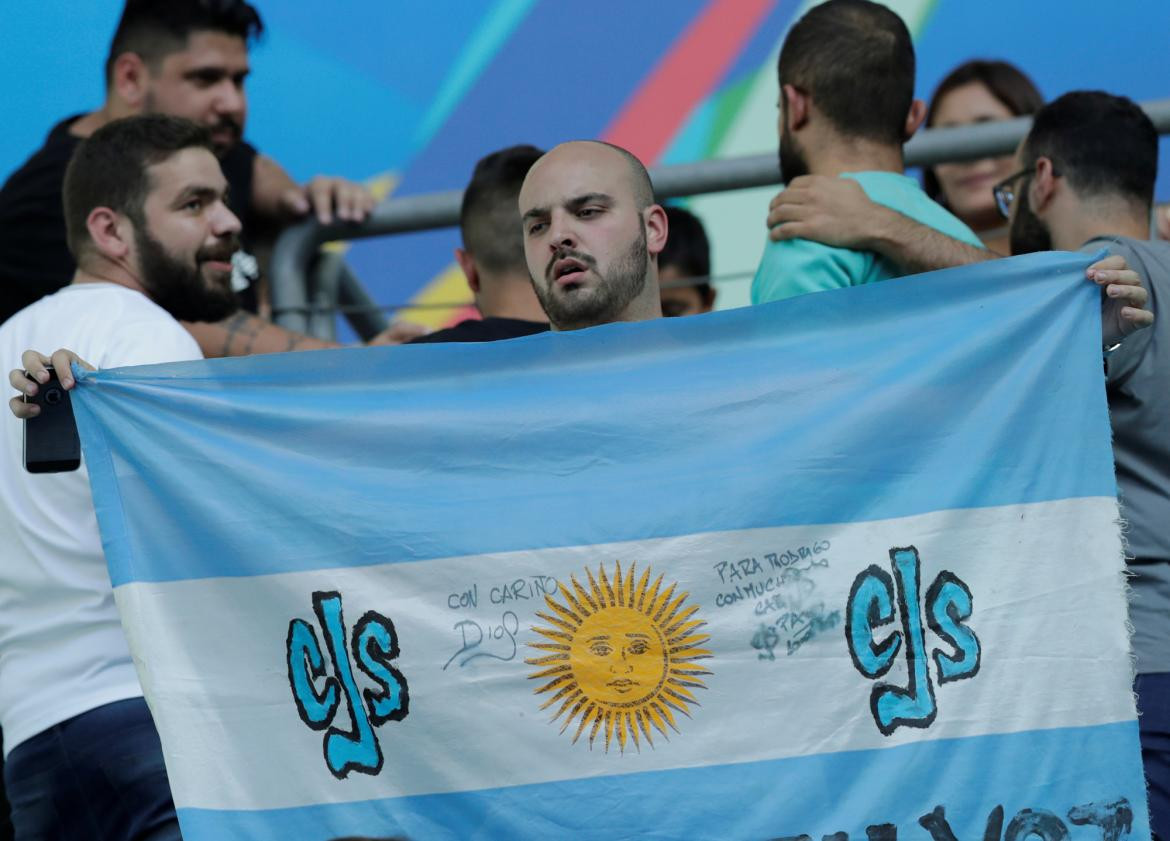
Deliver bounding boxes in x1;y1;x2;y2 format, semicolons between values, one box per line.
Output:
0;1;377;355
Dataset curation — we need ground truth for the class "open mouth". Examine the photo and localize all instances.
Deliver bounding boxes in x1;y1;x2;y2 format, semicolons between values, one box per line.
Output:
552;257;589;288
201;259;234;274
199;249;237;277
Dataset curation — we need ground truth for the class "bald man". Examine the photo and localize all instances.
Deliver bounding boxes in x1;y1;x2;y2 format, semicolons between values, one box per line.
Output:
518;141;667;330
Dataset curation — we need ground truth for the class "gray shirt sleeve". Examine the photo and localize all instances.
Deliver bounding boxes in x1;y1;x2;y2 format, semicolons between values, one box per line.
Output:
1080;237;1154;384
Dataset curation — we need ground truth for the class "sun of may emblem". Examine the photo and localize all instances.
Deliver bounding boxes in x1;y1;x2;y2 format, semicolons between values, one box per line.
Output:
526;560;712;753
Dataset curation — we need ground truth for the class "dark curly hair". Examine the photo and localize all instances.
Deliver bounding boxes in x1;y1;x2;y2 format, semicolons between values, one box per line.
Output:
105;0;264;85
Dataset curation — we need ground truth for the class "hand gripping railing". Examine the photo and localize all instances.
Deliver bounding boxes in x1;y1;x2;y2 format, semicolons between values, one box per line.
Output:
271;97;1170;340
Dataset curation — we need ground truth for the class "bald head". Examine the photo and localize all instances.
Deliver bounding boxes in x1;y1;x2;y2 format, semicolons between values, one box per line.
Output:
518;141;667;331
523;141;654;214
593;141;655;209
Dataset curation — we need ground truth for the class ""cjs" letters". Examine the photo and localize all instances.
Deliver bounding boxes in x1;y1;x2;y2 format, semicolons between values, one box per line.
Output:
286;591;410;778
845;546;980;735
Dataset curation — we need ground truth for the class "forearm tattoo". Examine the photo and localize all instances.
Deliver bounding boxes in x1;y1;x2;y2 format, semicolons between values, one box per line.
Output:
219;312;262;357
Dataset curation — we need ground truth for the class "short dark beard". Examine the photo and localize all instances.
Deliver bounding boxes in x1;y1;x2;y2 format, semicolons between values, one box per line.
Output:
135;226;240;323
779;123;809;184
142;92;242;156
1008;184;1053;255
534;221;649;331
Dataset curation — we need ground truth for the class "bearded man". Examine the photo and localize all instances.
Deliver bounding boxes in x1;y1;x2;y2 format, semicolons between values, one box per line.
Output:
1;114;242;841
518;141;667;331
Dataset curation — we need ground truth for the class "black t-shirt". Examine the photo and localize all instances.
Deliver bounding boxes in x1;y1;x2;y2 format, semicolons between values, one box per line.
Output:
408;317;549;344
0;115;259;324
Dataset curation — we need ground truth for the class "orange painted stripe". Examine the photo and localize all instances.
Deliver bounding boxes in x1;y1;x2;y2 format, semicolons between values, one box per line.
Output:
601;0;776;164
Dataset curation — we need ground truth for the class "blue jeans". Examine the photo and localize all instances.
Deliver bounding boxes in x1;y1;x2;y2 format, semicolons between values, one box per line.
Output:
3;698;180;841
1139;673;1170;841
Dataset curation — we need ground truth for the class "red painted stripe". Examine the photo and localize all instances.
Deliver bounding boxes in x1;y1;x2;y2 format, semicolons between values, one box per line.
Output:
602;0;776;165
443;305;480;328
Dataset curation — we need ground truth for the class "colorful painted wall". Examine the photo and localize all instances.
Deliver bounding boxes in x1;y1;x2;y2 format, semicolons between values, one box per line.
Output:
5;1;1169;329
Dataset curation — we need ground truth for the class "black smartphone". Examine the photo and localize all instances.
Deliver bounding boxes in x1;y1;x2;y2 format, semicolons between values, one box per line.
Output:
23;366;81;473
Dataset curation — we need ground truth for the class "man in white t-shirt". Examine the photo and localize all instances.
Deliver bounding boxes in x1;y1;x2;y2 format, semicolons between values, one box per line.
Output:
0;114;240;840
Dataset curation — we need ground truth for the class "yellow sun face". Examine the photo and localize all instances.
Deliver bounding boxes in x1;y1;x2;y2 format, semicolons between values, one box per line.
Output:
526;560;712;753
571;606;666;707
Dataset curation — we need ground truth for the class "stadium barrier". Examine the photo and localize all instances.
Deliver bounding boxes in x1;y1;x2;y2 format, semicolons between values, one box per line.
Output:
271;98;1170;340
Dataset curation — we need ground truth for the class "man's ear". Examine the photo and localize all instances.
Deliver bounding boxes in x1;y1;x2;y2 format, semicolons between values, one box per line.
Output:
1029;157;1059;214
644;204;669;258
903;98;927;141
86;207;133;262
454;247;480;294
110;52;150;111
782;84;810;131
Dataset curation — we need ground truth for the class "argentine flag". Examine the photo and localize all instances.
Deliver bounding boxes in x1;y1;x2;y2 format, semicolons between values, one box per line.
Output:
73;252;1149;840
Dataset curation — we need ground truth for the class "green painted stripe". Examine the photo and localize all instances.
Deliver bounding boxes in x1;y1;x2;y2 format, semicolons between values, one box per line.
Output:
709;0;939;158
704;73;756;158
686;0;942;310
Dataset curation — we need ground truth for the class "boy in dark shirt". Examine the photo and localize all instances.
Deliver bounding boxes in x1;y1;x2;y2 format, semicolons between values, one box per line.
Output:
411;145;550;344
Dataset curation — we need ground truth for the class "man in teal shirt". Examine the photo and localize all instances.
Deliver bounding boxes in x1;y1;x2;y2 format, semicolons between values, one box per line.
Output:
752;0;983;305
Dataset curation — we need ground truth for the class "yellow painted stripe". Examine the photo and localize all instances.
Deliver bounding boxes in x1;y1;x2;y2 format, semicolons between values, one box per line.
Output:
323;172;400;254
398;264;475;329
320;172;475;328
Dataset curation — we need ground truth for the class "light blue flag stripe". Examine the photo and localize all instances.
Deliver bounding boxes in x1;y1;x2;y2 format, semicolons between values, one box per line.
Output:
175;721;1149;840
73;252;1113;587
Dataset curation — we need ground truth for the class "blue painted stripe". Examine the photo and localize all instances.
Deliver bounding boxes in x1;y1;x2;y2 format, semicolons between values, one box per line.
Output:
412;0;538;148
344;0;709;307
175;721;1148;840
261;1;496;105
247;30;423;182
73;252;1115;586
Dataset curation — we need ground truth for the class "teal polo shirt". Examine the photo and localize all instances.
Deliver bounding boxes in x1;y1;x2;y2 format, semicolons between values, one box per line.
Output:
751;171;985;305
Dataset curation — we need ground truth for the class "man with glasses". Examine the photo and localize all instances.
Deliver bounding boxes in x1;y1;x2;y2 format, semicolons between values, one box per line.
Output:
1005;94;1170;840
765;90;1167;837
991;167;1039;221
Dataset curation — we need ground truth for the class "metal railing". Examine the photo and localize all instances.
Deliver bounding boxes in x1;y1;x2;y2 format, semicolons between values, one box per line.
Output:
272;97;1170;340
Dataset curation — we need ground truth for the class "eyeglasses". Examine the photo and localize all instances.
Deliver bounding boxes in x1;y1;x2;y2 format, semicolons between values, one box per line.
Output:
992;167;1033;219
992;163;1060;219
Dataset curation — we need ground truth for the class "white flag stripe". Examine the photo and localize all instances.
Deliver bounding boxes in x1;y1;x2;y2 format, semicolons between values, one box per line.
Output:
118;497;1130;812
